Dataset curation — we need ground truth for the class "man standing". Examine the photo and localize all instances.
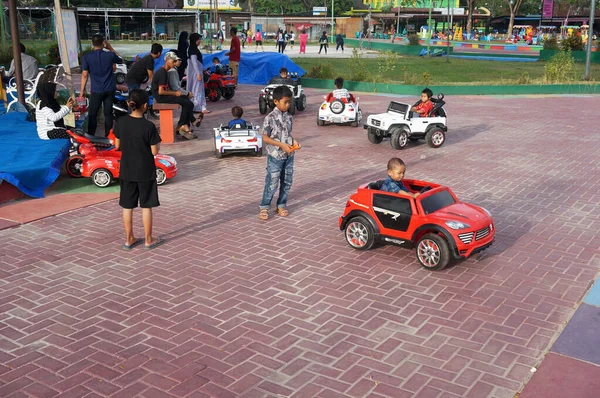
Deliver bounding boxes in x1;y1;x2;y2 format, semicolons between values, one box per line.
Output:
225;27;241;85
80;34;121;137
3;43;39;85
125;43;163;93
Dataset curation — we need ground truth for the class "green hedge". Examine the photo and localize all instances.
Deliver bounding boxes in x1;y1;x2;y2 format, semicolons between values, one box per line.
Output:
302;77;600;95
344;38;453;55
539;50;600;63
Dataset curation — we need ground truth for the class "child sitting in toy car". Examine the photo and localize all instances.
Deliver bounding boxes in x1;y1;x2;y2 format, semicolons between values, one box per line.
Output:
326;77;356;103
380;157;420;199
410;87;434;118
268;67;294;85
228;105;247;129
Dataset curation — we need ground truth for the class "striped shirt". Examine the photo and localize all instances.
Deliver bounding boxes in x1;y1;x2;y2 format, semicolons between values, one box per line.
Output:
36;103;70;140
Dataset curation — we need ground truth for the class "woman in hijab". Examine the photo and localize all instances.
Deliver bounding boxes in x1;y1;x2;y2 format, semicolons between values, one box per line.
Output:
35;82;75;140
176;31;189;81
187;32;209;114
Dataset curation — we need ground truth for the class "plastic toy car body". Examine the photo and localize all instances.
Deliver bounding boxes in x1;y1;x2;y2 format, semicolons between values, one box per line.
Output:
78;144;177;188
338;178;495;270
204;69;236;102
364;94;447;150
317;92;362;127
259;72;306;115
213;122;262;158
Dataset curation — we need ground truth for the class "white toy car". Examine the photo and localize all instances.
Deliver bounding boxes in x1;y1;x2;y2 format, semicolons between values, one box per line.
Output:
364;94;447;149
317;93;362;127
214;122;263;158
259;72;307;115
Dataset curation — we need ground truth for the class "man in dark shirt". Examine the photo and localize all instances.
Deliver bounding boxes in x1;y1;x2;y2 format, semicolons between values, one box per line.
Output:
125;43;163;92
225;27;241;85
151;51;196;140
80;34;122;137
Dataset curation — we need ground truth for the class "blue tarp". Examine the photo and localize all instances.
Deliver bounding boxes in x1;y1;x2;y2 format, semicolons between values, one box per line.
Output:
0;112;70;198
136;50;306;85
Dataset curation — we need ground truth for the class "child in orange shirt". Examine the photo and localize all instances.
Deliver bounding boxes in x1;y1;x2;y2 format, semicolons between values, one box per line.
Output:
411;88;434;118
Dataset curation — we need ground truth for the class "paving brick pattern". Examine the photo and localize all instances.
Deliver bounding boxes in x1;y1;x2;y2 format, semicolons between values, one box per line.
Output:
1;86;599;398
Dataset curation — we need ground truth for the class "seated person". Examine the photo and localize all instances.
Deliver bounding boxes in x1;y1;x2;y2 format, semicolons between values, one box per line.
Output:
208;57;226;75
168;53;202;128
35;82;75;140
380;157;419;199
2;42;39;87
327;77;356;103
269;67;294;85
228;105;247;129
411;87;434;118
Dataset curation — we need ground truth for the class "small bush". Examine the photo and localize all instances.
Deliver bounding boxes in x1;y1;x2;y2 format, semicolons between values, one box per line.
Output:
544;51;575;83
376;51;400;83
516;72;530;84
407;33;420;46
0;46;12;65
543;36;559;51
348;48;371;82
561;34;584;52
47;43;61;65
309;63;334;79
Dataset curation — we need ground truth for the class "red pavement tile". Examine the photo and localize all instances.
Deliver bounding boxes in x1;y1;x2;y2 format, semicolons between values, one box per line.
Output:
1;88;600;398
519;353;600;398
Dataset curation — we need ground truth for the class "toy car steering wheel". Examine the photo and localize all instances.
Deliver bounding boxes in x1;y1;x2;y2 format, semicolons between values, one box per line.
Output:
420;185;432;194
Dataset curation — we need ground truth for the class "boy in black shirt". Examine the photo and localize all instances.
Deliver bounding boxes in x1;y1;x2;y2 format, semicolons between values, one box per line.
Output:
125;43;163;92
152;51;196;139
114;89;164;250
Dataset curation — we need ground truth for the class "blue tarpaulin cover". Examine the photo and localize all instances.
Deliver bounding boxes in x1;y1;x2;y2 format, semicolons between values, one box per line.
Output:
0;112;70;198
137;50;306;85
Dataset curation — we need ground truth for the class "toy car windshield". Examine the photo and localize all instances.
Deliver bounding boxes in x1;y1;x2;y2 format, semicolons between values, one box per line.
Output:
388;102;409;116
420;190;456;215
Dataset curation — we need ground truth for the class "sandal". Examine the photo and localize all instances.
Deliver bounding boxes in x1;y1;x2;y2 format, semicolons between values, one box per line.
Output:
276;208;289;217
258;209;269;220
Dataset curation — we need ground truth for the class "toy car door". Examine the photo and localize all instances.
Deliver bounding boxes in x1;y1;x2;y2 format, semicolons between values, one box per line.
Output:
372;193;413;234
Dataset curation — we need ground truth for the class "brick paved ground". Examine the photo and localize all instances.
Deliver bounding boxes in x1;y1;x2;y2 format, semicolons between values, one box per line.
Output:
1;86;599;398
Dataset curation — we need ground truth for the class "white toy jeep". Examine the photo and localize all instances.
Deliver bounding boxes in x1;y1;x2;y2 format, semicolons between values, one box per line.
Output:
364;94;447;149
259;72;307;115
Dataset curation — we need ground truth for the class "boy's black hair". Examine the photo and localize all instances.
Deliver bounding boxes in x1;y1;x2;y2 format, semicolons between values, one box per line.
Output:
92;34;104;48
422;87;433;98
334;77;344;88
387;157;406;171
19;43;26;53
213;57;220;62
151;43;163;55
127;89;149;111
231;105;243;118
230;26;237;35
273;85;293;100
279;67;288;74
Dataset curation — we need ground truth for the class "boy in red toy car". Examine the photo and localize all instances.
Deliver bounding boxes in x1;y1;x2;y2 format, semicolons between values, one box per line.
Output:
114;89;164;250
410;87;434;118
380;157;420;199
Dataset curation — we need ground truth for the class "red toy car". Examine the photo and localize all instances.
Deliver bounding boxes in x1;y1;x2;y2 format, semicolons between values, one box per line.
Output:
339;179;495;270
204;70;236;102
78;144;177;188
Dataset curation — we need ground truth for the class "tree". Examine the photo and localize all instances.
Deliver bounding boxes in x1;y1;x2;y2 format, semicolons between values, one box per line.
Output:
466;0;476;34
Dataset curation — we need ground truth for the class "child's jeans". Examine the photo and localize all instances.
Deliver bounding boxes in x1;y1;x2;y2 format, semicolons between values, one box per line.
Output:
260;155;294;210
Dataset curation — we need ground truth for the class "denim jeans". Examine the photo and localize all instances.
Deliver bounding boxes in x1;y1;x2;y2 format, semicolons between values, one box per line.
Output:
260;155;294;210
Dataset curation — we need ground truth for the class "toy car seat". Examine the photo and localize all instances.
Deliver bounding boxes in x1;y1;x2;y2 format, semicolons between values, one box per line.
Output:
230;122;247;129
367;180;384;190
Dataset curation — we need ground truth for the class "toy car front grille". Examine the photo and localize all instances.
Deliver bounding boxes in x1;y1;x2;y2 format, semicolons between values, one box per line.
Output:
475;226;491;241
458;232;474;244
371;119;381;127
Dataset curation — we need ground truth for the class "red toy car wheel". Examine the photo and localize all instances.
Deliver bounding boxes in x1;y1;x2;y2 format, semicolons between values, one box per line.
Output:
344;216;375;250
416;233;450;271
92;168;113;188
66;155;84;178
156;168;167;185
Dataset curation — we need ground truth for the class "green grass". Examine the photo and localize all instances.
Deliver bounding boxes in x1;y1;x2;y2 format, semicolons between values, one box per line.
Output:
294;56;600;85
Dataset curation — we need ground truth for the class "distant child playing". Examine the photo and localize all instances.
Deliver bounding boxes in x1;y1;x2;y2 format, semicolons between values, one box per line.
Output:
114;89;164;250
411;88;434;118
258;85;301;220
380;157;420;199
228;105;247;128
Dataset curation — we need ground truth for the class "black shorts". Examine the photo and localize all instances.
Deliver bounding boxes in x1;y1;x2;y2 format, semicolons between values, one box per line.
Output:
256;40;263;45
290;40;295;45
119;179;160;209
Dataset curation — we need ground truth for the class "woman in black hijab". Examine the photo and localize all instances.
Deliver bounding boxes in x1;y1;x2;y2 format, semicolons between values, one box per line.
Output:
176;31;189;81
35;82;75;140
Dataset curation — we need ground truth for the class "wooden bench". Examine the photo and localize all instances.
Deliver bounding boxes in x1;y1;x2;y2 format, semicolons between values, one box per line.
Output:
152;103;180;144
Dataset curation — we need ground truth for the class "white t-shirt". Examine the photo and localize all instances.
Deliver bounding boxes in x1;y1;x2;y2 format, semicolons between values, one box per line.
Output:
332;88;351;99
291;33;296;41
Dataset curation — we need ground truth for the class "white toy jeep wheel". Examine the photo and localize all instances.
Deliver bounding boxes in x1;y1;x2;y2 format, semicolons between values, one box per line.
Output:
425;128;445;148
390;127;408;150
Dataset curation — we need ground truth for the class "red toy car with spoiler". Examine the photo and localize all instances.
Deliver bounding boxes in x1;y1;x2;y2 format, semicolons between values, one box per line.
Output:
339;179;495;270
